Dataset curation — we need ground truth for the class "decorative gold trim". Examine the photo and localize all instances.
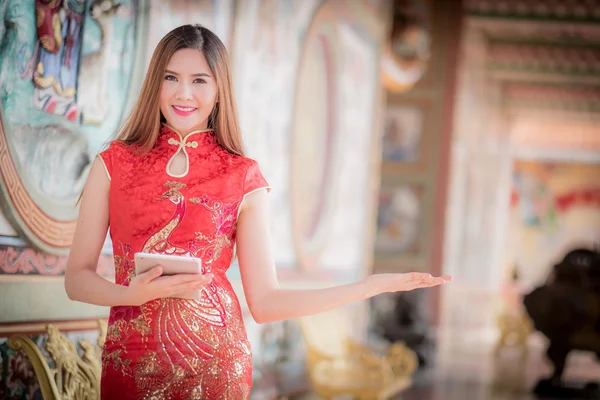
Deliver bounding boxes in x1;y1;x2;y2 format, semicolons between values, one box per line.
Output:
494;310;533;359
0;319;103;335
163;124;214;178
166;141;191;178
236;186;271;220
8;320;106;400
298;312;416;399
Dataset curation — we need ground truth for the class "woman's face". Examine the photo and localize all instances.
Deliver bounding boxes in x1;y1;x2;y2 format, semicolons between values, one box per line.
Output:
160;48;218;134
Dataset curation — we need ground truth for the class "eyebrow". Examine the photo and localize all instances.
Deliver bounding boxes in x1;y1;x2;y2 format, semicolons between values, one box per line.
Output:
165;69;211;78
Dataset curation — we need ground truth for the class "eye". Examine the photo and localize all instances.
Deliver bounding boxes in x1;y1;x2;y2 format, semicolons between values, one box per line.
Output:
164;74;177;81
193;78;207;84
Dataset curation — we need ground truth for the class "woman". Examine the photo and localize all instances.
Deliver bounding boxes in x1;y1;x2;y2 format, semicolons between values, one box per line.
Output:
65;24;450;400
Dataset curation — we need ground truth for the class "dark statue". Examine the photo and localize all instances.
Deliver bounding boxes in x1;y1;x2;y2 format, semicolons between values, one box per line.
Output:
369;290;435;370
523;247;600;398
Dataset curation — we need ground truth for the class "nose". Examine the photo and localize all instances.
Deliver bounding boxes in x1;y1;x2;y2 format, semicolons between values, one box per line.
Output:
175;82;193;100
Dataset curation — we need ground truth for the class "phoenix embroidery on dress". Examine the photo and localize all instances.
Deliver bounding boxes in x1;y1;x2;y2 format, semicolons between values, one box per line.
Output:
142;181;190;256
189;194;240;266
140;181;227;325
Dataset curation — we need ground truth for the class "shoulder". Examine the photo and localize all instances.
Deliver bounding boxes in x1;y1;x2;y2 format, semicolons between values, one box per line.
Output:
217;150;261;172
97;140;134;180
100;140;130;155
236;155;260;169
231;155;270;195
237;156;267;182
98;140;141;163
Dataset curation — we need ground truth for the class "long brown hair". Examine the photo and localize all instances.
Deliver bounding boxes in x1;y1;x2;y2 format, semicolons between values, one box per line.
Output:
117;24;244;156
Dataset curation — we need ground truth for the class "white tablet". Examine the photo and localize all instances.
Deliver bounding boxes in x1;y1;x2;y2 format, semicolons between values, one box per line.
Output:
134;252;203;276
134;253;204;300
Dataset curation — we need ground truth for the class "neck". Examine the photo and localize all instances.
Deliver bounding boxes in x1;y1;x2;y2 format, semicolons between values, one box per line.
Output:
164;123;212;139
175;198;186;216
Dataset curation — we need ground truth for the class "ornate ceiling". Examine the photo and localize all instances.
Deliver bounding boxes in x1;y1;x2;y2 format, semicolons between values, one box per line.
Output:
465;0;600;22
465;0;600;152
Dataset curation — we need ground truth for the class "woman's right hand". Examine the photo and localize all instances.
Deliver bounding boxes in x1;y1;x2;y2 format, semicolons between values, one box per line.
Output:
126;265;213;306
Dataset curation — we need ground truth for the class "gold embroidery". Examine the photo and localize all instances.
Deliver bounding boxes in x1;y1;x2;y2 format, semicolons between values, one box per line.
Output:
102;349;132;377
114;242;136;284
189;195;240;266
130;315;152;336
165;130;201;178
106;320;125;342
142;182;191;256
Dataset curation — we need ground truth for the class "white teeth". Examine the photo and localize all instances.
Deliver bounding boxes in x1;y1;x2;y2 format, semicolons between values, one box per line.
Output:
173;106;196;112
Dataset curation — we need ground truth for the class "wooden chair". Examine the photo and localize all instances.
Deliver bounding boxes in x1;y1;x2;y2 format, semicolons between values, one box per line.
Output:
8;320;107;400
298;309;417;400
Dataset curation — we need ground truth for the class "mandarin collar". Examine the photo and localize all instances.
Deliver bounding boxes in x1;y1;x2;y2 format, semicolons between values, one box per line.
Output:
159;124;217;149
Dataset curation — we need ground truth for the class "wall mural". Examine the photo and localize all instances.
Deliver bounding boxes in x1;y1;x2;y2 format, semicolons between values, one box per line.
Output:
507;161;600;287
144;0;234;58
316;5;380;277
230;0;384;396
233;0;381;279
0;0;143;254
290;3;340;273
382;105;424;162
0;0;239;326
374;0;434;275
0;243;113;276
231;0;321;271
375;183;423;257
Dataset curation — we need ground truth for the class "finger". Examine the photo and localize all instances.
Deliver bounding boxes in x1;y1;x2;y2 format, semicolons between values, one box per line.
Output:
403;273;432;286
429;276;451;285
175;279;209;292
141;265;163;283
406;276;442;288
172;275;213;288
406;272;432;282
410;274;450;285
420;277;448;287
159;273;210;286
167;279;209;297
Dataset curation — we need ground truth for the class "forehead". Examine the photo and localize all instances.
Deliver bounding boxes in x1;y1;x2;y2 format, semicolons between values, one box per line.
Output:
166;48;210;73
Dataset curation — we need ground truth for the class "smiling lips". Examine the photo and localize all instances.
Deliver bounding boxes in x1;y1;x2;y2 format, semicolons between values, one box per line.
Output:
172;105;197;116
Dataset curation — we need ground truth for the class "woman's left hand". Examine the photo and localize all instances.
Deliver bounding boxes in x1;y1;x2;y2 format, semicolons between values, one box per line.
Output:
364;272;452;298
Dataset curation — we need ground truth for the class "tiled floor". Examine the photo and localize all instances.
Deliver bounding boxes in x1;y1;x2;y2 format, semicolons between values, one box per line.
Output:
399;330;600;400
290;330;600;400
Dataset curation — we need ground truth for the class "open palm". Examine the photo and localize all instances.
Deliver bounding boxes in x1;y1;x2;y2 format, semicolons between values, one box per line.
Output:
366;272;451;297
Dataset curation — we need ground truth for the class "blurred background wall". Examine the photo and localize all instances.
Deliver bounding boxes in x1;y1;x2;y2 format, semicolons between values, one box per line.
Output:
1;0;599;399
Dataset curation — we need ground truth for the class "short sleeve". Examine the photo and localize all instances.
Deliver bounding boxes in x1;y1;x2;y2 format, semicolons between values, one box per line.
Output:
97;143;113;181
243;159;270;196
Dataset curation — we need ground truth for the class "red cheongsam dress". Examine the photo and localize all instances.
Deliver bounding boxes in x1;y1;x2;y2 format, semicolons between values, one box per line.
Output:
98;125;269;400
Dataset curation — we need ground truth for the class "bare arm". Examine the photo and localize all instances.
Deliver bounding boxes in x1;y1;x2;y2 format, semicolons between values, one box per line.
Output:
237;190;450;324
65;157;211;307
